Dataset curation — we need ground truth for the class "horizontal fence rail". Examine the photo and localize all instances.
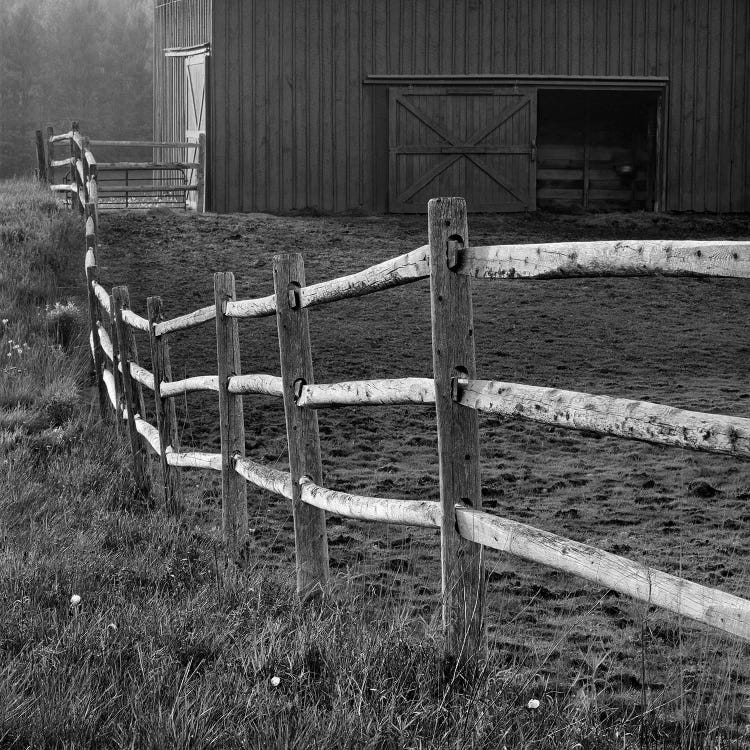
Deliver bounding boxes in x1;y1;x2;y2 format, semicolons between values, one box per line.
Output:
38;123;205;213
459;240;750;280
60;132;750;677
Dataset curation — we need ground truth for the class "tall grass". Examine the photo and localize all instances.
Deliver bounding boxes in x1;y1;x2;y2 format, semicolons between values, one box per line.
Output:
0;179;747;748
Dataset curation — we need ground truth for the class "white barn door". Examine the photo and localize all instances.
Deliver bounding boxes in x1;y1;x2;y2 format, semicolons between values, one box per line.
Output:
185;52;207;211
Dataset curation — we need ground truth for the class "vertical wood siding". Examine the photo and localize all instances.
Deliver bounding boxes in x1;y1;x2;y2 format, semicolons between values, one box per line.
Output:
200;0;748;213
153;0;212;147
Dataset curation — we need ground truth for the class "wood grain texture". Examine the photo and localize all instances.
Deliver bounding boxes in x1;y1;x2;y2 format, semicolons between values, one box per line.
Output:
129;363;155;392
459;380;750;459
297;378;435;408
428;197;485;669
112;287;150;499
45;125;55;183
227;373;284;396
166;450;222;471
160;375;219;397
299;245;430;308
456;508;750;641
119;291;147;419
49;130;74;143
97;324;114;362
108;292;124;426
35;130;47;181
274;254;329;597
101;367;119;413
459;240;750;279
85;261;107;419
195;132;206;212
92;282;111;317
148;296;182;515
154;304;215;337
134;416;161;454
121;309;150;333
214;272;248;559
224;294;277;319
300;477;441;528
233;456;293;499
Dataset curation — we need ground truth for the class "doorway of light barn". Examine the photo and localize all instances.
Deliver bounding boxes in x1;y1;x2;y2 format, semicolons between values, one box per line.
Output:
184;50;207;211
536;88;663;212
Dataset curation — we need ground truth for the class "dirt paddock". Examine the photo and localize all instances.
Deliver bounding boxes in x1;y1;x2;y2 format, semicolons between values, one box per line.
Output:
97;207;750;726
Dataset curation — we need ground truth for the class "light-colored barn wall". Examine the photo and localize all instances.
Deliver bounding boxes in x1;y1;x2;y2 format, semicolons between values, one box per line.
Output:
154;0;212;150
199;0;749;213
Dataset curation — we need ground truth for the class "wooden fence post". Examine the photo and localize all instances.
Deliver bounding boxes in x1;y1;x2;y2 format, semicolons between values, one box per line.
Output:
46;125;54;185
273;253;329;599
147;296;183;515
70;121;83;213
82;136;98;224
79;131;90;207
214;272;248;560
108;290;124;430
85;203;107;419
428;197;485;678
112;286;151;499
196;132;206;213
35;130;47;182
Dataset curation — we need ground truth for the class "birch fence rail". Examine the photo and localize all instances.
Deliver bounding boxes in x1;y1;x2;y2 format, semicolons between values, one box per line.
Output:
43;128;750;673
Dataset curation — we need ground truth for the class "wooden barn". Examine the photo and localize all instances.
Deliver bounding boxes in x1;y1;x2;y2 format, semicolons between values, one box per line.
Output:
154;0;750;214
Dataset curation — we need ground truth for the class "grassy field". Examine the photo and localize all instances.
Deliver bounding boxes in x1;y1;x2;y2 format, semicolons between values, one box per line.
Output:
3;180;750;748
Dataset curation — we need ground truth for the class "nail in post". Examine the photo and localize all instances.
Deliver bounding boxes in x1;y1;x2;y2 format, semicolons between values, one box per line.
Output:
214;272;248;560
274;253;329;599
428;197;485;677
112;286;151;499
147;296;182;515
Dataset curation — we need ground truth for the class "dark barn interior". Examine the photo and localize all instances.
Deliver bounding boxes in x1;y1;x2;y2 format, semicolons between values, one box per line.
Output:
536;90;659;211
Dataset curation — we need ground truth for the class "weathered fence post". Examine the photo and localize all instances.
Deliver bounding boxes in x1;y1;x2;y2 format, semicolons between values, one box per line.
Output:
147;296;183;515
214;272;248;560
428;197;485;678
108;291;124;430
273;253;329;599
70;121;83;213
84;202;107;419
79;132;90;208
196;132;206;213
82;136;97;220
112;286;151;499
46;125;55;185
35;130;47;182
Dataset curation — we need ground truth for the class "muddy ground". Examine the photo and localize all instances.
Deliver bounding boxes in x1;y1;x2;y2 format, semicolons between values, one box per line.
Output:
96;207;750;730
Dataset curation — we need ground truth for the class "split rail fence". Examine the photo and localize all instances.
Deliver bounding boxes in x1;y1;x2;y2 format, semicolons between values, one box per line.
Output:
36;122;205;213
48;129;750;671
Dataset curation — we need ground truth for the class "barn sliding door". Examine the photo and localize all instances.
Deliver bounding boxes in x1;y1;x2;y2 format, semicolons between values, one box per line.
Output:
185;52;207;211
389;87;537;213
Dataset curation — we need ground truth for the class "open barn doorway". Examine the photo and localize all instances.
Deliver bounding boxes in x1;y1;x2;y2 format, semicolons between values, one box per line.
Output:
536;90;662;211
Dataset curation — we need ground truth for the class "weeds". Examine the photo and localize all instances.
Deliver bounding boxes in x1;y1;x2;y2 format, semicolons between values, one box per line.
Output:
0;179;748;747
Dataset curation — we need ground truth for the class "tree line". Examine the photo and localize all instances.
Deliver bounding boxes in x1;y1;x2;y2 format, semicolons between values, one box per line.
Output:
0;0;153;179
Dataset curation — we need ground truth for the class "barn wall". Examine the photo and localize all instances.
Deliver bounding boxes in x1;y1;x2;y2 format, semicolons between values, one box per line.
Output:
207;0;749;213
153;0;212;147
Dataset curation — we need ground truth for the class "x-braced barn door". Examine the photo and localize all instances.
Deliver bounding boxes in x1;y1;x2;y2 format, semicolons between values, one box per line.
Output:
185;52;207;211
389;87;537;213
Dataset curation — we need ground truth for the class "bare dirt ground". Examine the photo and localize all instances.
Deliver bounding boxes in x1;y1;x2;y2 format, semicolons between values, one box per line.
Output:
97;207;750;730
